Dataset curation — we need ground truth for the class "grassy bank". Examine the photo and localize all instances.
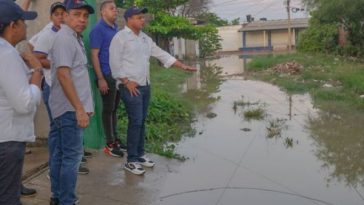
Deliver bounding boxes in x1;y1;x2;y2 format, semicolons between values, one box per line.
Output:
247;53;364;111
117;62;194;160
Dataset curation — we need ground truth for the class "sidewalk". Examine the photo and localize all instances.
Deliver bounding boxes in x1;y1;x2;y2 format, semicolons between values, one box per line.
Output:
21;149;180;205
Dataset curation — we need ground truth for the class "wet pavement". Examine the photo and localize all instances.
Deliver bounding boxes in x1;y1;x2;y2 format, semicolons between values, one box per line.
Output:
23;54;364;205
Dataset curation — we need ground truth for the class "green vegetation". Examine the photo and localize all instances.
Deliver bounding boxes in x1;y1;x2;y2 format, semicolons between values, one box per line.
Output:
266;118;287;139
247;53;364;110
301;0;364;56
119;0;221;58
117;62;194;160
243;107;266;121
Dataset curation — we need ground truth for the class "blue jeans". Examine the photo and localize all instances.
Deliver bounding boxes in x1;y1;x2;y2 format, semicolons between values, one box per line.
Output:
42;82;52;121
0;141;25;205
120;85;150;162
48;112;83;205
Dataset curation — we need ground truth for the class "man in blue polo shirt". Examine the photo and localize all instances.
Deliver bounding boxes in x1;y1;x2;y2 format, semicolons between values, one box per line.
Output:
90;0;125;158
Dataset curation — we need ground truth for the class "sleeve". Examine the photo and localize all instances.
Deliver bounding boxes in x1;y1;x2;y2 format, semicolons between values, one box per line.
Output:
109;33;127;79
0;51;41;114
150;37;176;68
33;31;53;55
52;34;76;70
28;32;39;47
89;26;103;49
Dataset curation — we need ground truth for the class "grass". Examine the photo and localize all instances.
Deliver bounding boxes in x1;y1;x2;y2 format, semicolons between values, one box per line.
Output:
117;61;195;160
243;107;266;121
247;52;364;111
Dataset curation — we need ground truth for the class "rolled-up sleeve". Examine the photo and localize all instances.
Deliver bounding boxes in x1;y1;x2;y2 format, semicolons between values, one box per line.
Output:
0;51;41;114
109;33;127;79
150;40;176;68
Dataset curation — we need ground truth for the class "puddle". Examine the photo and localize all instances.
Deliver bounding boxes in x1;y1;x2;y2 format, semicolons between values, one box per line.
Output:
155;55;364;205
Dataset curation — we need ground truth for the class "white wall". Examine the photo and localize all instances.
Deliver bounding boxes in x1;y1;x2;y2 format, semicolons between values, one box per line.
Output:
217;25;242;52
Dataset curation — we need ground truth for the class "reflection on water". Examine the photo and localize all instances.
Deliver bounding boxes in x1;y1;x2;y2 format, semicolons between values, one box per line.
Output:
157;55;364;205
309;109;364;188
182;61;225;113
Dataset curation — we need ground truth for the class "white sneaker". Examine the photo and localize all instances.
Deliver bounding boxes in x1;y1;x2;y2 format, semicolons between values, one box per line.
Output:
138;155;155;168
124;162;145;175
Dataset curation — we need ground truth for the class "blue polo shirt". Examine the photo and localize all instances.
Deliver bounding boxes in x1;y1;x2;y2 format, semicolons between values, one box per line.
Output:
89;19;118;76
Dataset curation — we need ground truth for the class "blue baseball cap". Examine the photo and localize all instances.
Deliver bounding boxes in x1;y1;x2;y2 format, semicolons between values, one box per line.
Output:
50;2;66;14
124;6;148;20
63;0;95;14
0;0;37;24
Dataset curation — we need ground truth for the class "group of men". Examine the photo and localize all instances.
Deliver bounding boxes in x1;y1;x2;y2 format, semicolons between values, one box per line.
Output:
0;0;196;205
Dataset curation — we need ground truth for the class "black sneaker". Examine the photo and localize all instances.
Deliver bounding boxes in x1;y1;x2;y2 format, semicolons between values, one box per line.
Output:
21;184;37;197
81;156;87;164
103;143;124;157
50;197;78;205
78;165;89;175
83;150;93;158
124;162;145;175
50;197;59;205
138;155;155;168
115;139;127;151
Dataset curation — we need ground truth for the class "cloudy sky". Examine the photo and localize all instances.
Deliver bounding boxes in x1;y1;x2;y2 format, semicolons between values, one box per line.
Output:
209;0;308;21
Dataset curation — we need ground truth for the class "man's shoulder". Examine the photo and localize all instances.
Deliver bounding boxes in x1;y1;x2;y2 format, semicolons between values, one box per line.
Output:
91;21;103;32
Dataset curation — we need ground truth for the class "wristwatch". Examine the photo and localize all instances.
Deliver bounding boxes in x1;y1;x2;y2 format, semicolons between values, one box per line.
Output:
29;68;43;75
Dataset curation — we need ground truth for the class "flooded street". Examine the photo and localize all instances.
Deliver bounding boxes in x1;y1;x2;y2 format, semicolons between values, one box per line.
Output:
156;55;364;205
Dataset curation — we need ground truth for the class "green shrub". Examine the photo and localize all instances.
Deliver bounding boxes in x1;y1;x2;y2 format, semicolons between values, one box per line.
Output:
297;23;338;53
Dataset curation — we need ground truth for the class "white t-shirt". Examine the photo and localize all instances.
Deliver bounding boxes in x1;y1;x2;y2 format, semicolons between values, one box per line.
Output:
31;23;57;86
29;22;52;46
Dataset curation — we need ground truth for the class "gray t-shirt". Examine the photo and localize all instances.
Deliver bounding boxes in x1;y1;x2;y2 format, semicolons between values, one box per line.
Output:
49;24;94;119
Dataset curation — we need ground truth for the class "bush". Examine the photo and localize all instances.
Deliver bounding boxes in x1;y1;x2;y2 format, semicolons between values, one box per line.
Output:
297;23;338;53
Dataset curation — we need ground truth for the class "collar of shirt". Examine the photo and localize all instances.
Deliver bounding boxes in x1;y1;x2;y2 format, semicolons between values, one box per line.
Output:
124;26;143;37
0;37;11;48
100;18;117;30
51;25;60;32
62;24;81;39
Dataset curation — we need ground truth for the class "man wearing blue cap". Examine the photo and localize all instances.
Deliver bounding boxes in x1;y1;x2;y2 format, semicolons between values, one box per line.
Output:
48;0;94;204
0;0;42;204
110;6;197;175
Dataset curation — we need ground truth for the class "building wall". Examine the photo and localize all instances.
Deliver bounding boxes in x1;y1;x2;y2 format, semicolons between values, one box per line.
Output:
271;29;296;50
217;25;242;52
245;31;267;48
241;28;303;51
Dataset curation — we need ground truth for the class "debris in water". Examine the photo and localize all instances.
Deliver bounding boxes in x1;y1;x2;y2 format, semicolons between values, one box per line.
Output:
241;128;251;132
206;112;217;118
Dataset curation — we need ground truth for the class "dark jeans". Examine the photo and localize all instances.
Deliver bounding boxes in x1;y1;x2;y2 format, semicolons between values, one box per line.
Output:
42;82;52;122
120;85;150;162
48;112;83;205
0;141;25;205
99;75;120;144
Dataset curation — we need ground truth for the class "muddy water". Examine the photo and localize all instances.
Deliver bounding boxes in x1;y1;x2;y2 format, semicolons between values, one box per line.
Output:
156;55;364;205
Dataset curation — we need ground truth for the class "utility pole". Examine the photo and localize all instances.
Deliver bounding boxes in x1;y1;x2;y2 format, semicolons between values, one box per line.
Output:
286;0;292;52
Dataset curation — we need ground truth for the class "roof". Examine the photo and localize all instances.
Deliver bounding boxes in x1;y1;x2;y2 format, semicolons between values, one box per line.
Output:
239;18;309;32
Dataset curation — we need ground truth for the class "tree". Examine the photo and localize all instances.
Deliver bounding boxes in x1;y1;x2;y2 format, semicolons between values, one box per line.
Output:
195;12;228;27
230;17;240;25
302;0;364;55
120;0;222;58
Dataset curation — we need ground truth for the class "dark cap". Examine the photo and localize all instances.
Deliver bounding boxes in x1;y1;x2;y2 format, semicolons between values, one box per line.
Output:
50;2;66;14
124;6;148;20
0;0;37;24
63;0;95;14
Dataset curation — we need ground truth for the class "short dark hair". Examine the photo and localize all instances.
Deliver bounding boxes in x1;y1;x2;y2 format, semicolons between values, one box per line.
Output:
100;0;114;11
0;22;10;36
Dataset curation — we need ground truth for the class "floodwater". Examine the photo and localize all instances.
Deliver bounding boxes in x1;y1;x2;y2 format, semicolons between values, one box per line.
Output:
155;54;364;205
